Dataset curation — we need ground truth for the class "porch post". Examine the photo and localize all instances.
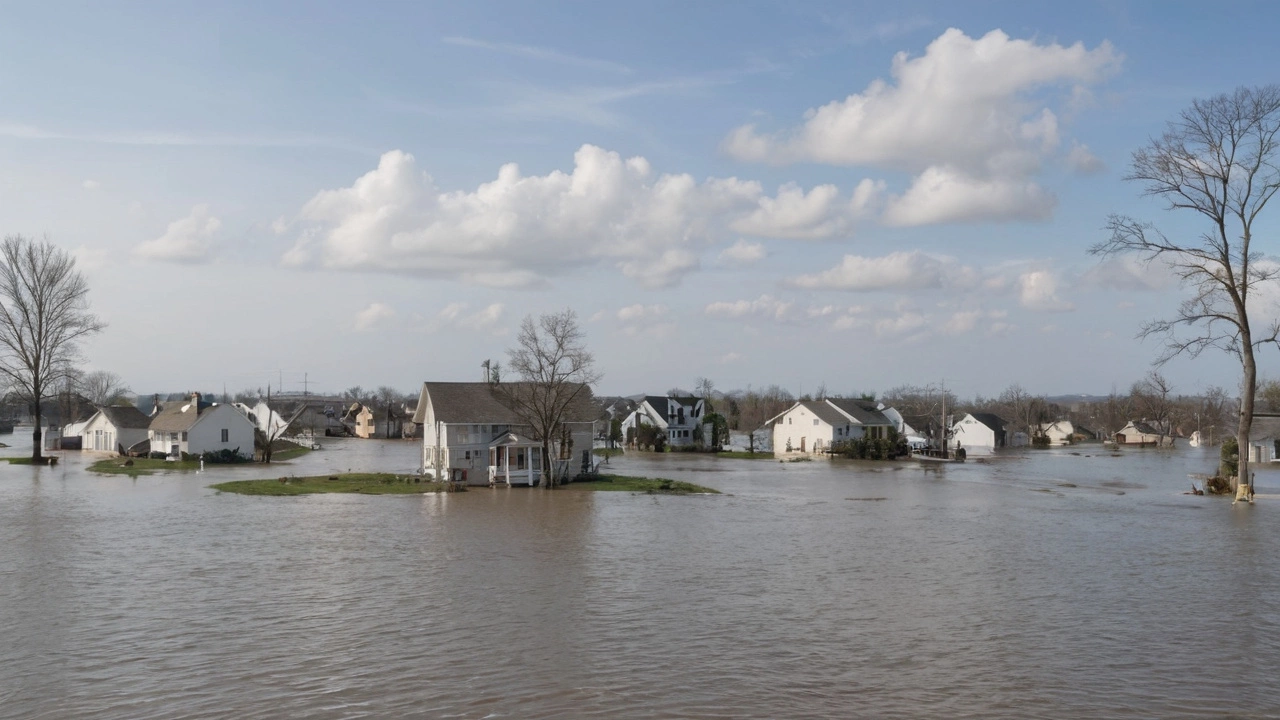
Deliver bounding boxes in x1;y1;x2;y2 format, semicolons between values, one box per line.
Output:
503;446;510;486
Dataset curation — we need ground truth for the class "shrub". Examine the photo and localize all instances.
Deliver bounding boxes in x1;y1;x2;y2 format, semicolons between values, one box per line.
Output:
1221;436;1239;479
202;448;251;464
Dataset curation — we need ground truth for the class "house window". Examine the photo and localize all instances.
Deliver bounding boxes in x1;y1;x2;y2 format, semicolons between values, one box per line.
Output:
170;433;177;442
182;431;188;441
813;419;819;426
221;429;229;442
464;450;471;460
788;418;792;425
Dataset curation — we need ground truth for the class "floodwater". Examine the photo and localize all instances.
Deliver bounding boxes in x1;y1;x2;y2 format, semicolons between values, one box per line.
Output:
2;434;1279;718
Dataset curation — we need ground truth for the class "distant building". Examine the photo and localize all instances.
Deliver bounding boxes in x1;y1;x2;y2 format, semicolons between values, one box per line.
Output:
81;405;151;454
1037;420;1075;447
769;398;895;455
951;413;1008;457
620;395;706;448
1247;414;1280;463
1114;420;1164;447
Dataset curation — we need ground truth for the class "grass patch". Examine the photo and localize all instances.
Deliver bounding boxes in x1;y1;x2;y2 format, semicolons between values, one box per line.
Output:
268;440;312;462
592;447;624;458
4;456;58;465
89;457;199;476
715;450;774;460
566;474;719;494
211;473;450;496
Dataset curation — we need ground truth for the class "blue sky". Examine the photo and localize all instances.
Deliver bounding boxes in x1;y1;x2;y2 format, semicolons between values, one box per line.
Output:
2;1;1278;400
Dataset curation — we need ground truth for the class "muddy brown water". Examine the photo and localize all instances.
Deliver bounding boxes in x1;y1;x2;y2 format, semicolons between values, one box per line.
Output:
2;436;1279;718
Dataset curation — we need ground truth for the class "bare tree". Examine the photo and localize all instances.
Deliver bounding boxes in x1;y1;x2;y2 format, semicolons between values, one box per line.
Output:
1092;85;1280;502
1132;370;1175;440
694;376;715;413
505;309;601;488
78;370;131;407
0;235;105;460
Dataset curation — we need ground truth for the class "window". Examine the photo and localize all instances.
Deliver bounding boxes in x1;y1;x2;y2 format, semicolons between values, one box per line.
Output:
181;431;188;441
788;418;792;425
220;428;229;442
813;419;819;426
170;433;177;442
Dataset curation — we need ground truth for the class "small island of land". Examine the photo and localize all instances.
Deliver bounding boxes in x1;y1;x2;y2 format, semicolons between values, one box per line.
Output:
210;473;718;496
89;442;313;477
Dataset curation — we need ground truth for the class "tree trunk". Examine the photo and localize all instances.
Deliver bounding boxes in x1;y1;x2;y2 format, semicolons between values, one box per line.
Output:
1236;346;1257;503
541;439;555;488
30;399;43;461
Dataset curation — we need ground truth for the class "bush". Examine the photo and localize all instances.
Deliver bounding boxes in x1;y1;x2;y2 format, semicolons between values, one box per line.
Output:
202;448;251;464
1221;436;1239;478
148;451;168;460
1031;435;1051;448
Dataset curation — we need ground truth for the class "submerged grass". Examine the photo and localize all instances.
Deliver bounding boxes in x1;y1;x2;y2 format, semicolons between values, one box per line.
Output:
566;474;719;494
89;457;199;476
715;451;774;460
211;473;449;496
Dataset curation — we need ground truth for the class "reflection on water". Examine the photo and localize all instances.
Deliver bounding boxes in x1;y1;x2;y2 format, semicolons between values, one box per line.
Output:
2;439;1279;718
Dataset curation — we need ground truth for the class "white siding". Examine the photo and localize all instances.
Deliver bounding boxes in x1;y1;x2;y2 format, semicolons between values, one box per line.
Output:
952;414;996;456
81;412;148;454
187;404;255;457
772;405;836;454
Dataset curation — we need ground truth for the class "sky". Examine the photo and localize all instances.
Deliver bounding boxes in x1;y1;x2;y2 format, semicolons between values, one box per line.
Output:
2;0;1278;401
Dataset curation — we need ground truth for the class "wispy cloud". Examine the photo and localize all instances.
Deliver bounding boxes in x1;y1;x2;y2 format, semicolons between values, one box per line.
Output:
443;36;632;74
0;122;368;152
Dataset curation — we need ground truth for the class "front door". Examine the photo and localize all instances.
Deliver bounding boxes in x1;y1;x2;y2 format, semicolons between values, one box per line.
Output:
800;437;806;452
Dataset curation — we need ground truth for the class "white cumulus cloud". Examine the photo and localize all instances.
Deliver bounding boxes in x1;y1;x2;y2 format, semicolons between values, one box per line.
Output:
718;239;766;265
355;302;395;331
1019;270;1075;312
135;204;220;263
281;145;874;289
786;250;977;291
723;28;1120;226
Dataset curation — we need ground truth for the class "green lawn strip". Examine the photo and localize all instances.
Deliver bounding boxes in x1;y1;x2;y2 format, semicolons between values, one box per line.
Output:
714;451;774;460
269;441;312;461
4;456;59;465
211;473;448;496
566;474;719;494
89;457;200;476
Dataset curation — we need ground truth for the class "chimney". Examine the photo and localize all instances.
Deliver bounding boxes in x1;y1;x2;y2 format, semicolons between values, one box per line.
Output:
191;392;202;414
151;393;161;417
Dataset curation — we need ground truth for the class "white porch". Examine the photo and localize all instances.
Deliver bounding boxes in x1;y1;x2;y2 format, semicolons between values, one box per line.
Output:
487;433;543;486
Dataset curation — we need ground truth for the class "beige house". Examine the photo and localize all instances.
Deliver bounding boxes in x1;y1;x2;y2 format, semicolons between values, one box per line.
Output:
1037;420;1075;446
81;405;151;454
770;398;895;455
1115;420;1164;447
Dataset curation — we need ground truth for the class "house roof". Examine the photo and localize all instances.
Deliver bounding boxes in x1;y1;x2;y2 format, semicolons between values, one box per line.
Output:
642;396;670;418
148;397;217;433
799;400;851;427
969;413;1008;433
98;405;150;430
1250;414;1280;442
1126;420;1162;435
413;382;597;426
827;398;893;426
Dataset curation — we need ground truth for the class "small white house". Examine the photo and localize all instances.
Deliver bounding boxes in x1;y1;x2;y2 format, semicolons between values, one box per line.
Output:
81;405;151;454
413;381;598;486
1037;420;1075;447
621;395;706;448
148;393;256;459
770;398;895;455
1248;414;1280;463
951;413;1008;457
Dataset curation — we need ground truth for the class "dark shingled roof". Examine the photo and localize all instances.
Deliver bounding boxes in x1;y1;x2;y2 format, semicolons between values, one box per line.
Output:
797;400;851;427
827;398;893;426
1250;414;1280;441
98;405;150;430
1129;420;1161;435
642;396;670;419
970;413;1008;433
413;382;597;425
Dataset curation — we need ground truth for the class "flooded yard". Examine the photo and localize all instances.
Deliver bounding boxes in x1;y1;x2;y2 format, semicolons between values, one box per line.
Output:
2;437;1278;718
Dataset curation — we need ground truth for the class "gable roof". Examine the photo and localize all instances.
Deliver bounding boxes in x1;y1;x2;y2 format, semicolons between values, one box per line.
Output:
149;398;223;433
98;405;150;430
1125;420;1162;435
798;400;850;427
969;413;1007;433
642;396;670;418
413;382;597;426
826;398;893;426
